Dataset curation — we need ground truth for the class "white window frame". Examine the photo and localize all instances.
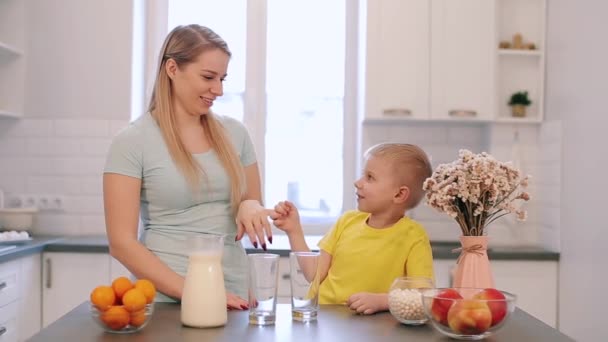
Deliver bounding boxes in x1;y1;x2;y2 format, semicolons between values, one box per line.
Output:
142;0;360;234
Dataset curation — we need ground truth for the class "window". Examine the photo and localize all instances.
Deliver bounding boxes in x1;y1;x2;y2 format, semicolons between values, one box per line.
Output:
159;0;356;230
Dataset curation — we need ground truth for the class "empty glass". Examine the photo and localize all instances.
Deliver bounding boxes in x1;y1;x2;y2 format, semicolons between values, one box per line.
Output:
248;253;280;325
289;251;320;322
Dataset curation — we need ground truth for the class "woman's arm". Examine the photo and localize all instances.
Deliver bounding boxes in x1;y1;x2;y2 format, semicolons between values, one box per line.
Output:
104;173;184;299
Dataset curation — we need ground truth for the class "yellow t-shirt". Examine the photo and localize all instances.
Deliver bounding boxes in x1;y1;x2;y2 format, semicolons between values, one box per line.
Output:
318;210;434;305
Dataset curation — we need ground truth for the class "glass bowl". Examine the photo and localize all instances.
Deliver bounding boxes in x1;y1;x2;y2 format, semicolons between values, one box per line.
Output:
388;276;434;325
90;302;154;333
421;288;516;340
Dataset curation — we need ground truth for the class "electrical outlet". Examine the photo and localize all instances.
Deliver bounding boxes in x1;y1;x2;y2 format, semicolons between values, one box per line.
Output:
15;194;64;211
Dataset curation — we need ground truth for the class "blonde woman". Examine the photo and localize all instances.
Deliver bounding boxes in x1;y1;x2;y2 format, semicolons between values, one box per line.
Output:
103;25;272;308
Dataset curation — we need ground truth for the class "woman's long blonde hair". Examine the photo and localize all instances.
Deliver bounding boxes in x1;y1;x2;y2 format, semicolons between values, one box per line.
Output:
148;25;244;213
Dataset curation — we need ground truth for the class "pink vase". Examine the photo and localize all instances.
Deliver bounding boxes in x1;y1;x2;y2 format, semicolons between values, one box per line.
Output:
452;236;495;289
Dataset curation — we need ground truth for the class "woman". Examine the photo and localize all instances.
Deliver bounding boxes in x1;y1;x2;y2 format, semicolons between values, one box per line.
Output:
103;24;272;308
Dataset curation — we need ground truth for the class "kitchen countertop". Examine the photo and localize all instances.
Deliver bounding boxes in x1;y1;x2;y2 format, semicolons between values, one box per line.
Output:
0;234;559;262
28;302;574;342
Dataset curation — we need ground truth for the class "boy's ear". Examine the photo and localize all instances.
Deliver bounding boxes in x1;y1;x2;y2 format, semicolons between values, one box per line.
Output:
394;186;410;204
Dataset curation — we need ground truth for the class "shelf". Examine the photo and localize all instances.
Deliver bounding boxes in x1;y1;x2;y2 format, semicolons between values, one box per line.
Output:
494;116;542;124
498;49;542;57
363;117;491;125
0;110;21;118
0;41;23;57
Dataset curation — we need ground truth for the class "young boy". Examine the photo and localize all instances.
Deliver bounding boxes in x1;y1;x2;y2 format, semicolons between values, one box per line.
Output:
271;143;434;315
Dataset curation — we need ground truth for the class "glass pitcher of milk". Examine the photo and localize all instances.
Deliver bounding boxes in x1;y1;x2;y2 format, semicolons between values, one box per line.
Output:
181;234;227;328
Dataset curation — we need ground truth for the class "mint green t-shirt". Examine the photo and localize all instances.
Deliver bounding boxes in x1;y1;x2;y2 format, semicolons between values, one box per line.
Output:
104;113;256;301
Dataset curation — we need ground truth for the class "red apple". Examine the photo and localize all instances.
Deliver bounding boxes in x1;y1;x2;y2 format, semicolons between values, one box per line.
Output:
431;289;463;326
447;299;492;335
473;288;507;326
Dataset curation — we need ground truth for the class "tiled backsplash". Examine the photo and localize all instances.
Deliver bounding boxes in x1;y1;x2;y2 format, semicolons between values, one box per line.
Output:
362;121;561;249
0;118;129;235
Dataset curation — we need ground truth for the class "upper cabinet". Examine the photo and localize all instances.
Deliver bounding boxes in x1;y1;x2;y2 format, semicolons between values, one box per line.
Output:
0;0;26;118
364;0;430;120
362;0;545;124
430;0;496;121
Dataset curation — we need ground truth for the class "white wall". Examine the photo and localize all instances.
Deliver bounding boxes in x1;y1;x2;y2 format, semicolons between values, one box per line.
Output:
0;0;136;235
546;1;608;341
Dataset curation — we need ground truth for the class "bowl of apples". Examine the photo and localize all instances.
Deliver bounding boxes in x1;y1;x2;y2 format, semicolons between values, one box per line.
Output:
421;288;516;340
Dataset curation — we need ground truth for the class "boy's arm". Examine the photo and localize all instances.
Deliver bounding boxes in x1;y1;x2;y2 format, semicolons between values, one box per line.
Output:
318;250;332;284
347;293;388;314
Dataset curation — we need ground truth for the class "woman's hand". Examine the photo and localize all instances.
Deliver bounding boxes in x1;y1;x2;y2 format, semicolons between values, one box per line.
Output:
347;292;388;315
235;199;274;250
272;201;303;236
226;292;249;310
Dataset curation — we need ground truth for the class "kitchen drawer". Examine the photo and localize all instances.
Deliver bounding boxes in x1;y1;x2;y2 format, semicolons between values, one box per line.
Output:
0;260;19;308
277;257;291;298
0;301;18;342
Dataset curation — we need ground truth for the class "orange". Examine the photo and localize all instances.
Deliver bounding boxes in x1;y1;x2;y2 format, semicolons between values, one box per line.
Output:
112;277;134;301
122;288;147;312
134;279;157;304
101;305;130;330
90;286;116;311
129;309;147;327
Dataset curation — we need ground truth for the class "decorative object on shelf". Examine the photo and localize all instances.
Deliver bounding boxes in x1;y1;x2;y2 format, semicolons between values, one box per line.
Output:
512;33;524;49
422;150;531;288
508;91;532;117
498;33;537;51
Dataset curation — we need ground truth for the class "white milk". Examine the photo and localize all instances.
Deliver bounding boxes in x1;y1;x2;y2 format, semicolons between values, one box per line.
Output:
181;251;227;327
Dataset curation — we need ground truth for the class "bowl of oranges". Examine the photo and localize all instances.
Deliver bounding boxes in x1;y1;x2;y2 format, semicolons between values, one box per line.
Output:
90;276;156;333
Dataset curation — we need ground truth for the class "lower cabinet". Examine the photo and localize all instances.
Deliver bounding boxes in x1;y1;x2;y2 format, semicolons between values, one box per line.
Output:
433;258;558;328
18;254;42;341
41;252;131;328
0;253;42;342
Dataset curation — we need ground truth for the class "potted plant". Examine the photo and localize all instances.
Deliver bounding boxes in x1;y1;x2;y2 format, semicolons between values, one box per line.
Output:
508;91;532;117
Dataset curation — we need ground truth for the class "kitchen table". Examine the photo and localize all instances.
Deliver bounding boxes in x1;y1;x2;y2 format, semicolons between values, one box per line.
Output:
29;302;573;341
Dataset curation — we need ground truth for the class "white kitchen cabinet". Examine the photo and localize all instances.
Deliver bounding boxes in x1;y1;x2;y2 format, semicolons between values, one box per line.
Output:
364;0;430;120
363;0;546;124
492;260;557;328
18;254;41;341
0;0;26;118
41;252;110;328
430;0;496;121
433;259;456;288
0;253;42;342
0;259;20;342
0;301;18;342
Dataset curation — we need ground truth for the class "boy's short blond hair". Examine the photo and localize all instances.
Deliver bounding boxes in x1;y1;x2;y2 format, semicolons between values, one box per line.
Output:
364;143;432;209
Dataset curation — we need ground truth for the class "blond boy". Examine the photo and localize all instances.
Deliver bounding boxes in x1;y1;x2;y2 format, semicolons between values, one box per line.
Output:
272;143;434;314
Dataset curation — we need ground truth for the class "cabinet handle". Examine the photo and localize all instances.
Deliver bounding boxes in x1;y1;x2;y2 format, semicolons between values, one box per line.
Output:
382;108;412;116
46;258;52;289
0;282;6;291
449;109;477;117
281;273;291;280
0;326;6;336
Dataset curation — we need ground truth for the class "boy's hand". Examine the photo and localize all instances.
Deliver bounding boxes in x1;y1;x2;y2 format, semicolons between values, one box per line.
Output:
347;292;388;315
271;201;302;235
